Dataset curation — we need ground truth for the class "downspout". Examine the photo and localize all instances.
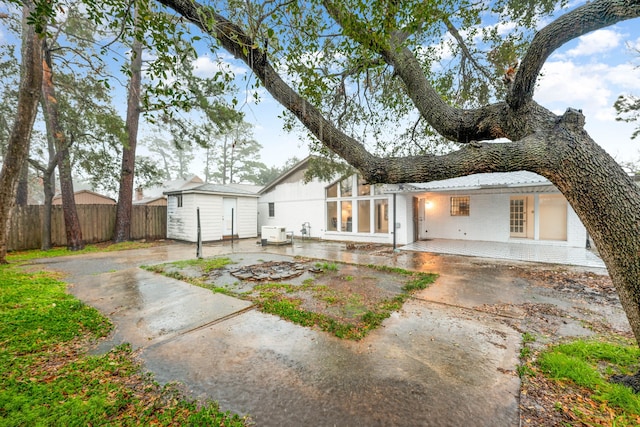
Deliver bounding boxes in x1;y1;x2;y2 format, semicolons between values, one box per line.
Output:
393;193;396;250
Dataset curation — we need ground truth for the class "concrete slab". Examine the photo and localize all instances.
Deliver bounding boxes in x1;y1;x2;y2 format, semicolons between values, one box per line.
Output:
68;268;253;349
400;239;605;268
31;239;628;427
142;301;520;427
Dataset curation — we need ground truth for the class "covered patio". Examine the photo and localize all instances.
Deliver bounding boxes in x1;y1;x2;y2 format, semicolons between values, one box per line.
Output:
400;239;605;268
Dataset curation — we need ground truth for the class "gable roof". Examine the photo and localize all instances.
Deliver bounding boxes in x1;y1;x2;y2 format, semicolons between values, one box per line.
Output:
52;189;116;205
259;156;313;194
165;182;261;197
141;175;204;199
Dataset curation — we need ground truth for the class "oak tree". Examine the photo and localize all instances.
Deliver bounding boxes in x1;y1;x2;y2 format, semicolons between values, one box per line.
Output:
158;0;640;344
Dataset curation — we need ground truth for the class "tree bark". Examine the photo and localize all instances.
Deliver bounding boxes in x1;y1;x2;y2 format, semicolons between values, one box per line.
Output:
41;40;84;251
15;163;29;206
113;7;143;243
159;0;640;344
30;129;60;250
0;1;43;263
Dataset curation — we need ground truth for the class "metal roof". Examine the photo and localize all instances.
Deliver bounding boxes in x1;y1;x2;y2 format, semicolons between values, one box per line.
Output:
392;171;551;192
165;183;260;196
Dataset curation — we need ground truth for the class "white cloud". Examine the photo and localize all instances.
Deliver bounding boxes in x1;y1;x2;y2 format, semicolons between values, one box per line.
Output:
565;29;622;57
534;58;640;161
535;60;615;121
604;63;640;90
192;54;247;79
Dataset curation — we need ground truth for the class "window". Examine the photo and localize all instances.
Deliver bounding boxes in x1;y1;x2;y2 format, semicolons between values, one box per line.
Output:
327;201;338;231
326;182;338;198
374;199;389;233
268;202;275;217
357;177;370;196
358;200;371;232
450;196;469;216
174;194;183;208
340;177;352;197
341;201;352;232
325;174;391;234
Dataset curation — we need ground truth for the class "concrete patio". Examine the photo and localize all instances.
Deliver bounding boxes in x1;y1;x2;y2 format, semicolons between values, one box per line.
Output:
400;238;605;268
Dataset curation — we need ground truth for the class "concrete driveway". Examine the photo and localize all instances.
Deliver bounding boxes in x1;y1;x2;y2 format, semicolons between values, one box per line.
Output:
32;239;628;426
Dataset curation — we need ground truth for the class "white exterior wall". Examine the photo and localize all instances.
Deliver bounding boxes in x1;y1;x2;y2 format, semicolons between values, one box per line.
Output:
566;204;587;247
258;179;326;239
416;193;510;242
166;193;199;241
197;194;223;241
390;194;413;246
236;197;258;238
407;191;586;247
168;193;258;243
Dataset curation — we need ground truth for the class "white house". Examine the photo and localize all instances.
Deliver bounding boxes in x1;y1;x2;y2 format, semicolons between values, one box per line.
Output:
165;183;261;242
258;159;588;248
386;171;587;248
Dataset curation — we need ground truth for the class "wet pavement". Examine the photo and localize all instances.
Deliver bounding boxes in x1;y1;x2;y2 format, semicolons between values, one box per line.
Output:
30;239;629;426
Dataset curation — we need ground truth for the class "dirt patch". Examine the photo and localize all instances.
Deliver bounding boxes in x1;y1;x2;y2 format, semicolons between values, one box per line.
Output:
345;243;395;256
515;267;618;304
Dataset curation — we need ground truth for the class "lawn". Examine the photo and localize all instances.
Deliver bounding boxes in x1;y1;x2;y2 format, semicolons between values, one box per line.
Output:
0;245;248;426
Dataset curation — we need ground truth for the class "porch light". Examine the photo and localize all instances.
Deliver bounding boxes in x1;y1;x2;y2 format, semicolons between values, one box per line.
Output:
425;200;433;209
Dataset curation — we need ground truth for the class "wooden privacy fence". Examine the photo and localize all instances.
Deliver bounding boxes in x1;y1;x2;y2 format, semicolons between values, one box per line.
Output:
7;205;166;251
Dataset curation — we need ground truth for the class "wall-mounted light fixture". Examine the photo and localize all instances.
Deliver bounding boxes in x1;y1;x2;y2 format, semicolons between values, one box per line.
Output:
425;200;433;209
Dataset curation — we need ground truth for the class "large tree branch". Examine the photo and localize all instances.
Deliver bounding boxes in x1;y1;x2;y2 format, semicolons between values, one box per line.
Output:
321;0;520;143
157;0;379;174
158;0;568;183
509;0;640;110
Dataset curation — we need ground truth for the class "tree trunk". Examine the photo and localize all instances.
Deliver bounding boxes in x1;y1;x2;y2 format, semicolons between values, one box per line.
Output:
41;41;84;251
0;1;43;263
113;10;142;243
41;166;55;250
15;163;29;206
536;115;640;345
40;126;58;250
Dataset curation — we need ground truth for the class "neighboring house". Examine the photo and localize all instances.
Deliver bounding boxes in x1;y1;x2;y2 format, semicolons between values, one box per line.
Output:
165;183;261;242
133;175;205;206
52;189;116;205
259;159;588;248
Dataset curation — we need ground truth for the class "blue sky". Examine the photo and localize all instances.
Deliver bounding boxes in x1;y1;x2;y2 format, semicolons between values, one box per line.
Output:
187;9;640;169
1;2;639;174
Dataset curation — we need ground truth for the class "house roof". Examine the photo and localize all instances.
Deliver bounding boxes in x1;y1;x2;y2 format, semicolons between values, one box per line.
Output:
165;182;261;197
386;171;552;192
259;156;313;194
141;175;204;199
52;189;117;204
133;195;166;205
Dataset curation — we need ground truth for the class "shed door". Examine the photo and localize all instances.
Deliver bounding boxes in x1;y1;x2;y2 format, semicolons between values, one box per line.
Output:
223;198;238;237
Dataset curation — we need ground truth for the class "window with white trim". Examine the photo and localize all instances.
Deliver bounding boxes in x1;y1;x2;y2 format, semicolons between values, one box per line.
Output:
450;196;469;216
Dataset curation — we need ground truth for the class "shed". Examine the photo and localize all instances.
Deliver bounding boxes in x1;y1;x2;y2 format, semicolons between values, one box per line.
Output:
165;183;260;242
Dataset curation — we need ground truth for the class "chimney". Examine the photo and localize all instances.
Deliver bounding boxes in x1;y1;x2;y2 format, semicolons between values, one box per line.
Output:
135;187;143;201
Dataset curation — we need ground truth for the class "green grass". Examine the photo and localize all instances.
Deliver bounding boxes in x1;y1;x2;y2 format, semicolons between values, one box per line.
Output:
0;256;247;425
251;269;436;340
536;338;640;419
168;257;234;273
314;262;339;272
7;241;157;263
